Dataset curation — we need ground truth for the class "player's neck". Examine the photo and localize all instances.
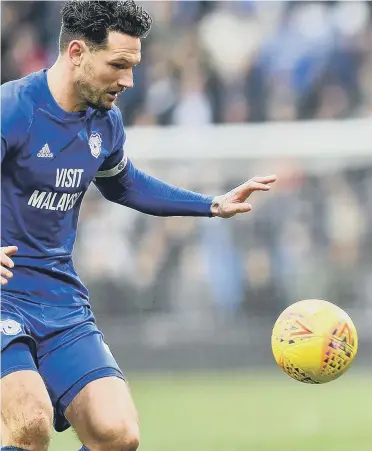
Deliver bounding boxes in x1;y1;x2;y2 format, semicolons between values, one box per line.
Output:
47;60;88;113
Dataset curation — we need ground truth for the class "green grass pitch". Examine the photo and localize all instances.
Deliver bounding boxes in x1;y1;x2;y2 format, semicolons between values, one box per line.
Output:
50;371;371;451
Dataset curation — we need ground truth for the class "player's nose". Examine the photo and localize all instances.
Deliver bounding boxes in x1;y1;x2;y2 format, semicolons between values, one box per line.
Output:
118;70;134;90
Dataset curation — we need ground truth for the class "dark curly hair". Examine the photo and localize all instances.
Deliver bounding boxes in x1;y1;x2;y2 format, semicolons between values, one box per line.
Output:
59;0;152;52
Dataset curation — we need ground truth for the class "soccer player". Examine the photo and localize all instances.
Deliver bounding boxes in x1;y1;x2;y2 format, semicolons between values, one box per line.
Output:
0;1;276;451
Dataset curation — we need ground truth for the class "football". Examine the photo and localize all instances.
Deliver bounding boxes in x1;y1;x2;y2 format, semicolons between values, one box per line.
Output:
271;299;358;384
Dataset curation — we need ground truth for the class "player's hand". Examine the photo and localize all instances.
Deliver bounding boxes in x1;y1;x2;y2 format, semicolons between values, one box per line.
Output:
1;246;18;285
210;175;277;218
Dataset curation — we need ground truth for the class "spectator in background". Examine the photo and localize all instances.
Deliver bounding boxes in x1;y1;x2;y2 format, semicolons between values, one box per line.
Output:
2;1;371;124
2;1;372;323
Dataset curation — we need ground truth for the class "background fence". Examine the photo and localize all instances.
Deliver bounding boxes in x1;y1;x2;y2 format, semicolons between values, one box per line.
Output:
73;119;372;371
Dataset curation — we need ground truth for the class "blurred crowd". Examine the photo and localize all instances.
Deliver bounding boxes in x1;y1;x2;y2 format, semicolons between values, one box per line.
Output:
74;159;372;323
2;1;372;327
2;1;372;125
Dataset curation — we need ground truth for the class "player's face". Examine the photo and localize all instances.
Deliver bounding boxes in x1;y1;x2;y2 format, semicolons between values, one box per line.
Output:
75;31;141;111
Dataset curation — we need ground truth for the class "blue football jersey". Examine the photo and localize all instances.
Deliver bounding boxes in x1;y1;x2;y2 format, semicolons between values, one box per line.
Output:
1;70;127;306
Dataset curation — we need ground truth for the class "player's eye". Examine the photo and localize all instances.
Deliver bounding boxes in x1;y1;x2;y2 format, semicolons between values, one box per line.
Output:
110;63;126;70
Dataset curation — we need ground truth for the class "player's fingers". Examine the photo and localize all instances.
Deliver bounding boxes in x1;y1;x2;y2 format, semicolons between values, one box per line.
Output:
234;203;253;214
2;246;18;257
0;267;13;279
236;181;272;198
0;253;15;269
251;175;277;184
1;277;8;285
224;203;252;216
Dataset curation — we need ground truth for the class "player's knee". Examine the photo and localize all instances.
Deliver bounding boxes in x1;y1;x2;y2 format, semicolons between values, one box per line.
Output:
89;417;140;451
9;400;53;451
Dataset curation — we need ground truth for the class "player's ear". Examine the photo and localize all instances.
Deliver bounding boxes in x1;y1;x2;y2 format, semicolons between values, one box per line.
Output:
68;40;87;66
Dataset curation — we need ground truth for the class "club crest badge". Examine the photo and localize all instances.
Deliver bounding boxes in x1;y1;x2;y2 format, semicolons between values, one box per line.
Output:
89;132;102;158
1;319;22;335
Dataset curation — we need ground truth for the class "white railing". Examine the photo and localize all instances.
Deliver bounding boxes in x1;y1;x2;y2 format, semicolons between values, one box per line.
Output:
125;118;372;161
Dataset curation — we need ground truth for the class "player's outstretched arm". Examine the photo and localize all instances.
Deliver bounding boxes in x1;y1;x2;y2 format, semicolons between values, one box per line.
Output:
95;156;276;218
0;246;18;285
210;175;277;218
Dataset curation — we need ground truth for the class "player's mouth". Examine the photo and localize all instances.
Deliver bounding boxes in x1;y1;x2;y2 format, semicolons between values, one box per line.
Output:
107;91;118;101
106;89;125;101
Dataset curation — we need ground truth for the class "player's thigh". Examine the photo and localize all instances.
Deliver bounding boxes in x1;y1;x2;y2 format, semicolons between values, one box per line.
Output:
1;367;53;444
38;314;126;432
65;376;139;446
1;313;53;444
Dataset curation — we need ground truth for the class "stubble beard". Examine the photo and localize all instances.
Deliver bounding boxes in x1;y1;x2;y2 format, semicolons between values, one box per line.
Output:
75;67;114;112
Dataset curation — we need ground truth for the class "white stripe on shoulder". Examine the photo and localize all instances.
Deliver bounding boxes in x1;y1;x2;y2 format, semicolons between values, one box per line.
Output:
95;155;128;178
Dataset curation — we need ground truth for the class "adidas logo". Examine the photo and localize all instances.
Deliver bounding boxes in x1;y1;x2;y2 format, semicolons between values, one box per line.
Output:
37;144;53;158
